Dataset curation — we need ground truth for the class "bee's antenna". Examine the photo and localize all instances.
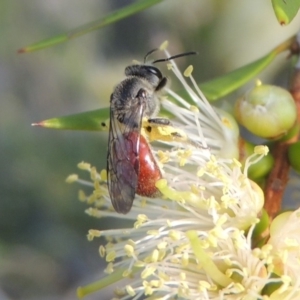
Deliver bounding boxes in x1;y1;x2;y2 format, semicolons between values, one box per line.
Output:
144;48;159;63
152;51;198;64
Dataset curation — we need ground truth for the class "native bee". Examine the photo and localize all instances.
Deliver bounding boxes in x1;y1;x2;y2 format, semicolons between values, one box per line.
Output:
107;49;196;214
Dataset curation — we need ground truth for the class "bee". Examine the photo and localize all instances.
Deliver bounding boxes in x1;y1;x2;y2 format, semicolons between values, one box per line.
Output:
107;49;197;214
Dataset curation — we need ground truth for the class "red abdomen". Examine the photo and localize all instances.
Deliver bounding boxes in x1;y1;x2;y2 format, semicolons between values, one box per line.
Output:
136;135;162;197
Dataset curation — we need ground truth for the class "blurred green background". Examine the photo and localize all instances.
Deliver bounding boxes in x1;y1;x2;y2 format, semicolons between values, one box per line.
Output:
1;0;300;299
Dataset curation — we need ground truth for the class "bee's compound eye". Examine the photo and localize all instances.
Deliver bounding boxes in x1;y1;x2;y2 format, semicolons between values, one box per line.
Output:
146;66;162;79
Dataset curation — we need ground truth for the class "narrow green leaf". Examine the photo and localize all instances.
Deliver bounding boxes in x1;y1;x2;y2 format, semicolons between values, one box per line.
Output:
32;108;109;131
18;0;163;53
32;106;174;131
199;54;275;101
271;0;300;25
198;36;295;101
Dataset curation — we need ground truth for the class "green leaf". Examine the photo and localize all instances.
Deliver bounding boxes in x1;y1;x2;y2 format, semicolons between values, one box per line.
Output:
18;0;163;53
32;108;110;131
32;106;175;131
271;0;300;25
197;35;295;101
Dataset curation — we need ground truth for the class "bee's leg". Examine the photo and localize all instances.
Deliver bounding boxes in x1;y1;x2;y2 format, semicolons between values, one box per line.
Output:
145;118;206;149
148;117;172;126
144;118;188;143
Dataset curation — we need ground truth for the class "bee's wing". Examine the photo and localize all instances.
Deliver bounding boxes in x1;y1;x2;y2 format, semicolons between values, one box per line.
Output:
107;100;144;214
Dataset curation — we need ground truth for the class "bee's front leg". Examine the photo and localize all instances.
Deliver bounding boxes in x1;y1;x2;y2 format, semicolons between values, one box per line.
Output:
142;118;188;144
144;118;205;149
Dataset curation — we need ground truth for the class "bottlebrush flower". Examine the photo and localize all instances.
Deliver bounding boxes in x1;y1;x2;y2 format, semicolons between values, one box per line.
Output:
67;47;274;299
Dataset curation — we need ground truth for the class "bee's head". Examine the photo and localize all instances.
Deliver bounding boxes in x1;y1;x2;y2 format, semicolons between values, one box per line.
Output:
124;50;197;91
125;65;163;88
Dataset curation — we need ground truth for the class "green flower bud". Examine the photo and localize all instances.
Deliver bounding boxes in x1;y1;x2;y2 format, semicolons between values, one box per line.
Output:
288;141;300;173
240;139;274;180
252;209;270;248
235;82;297;139
279;122;300;142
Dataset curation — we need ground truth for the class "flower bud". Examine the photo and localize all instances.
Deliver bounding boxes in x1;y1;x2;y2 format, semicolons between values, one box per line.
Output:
252;209;269;247
240;139;274;180
235;82;297;139
288;141;300;173
279;123;300;142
